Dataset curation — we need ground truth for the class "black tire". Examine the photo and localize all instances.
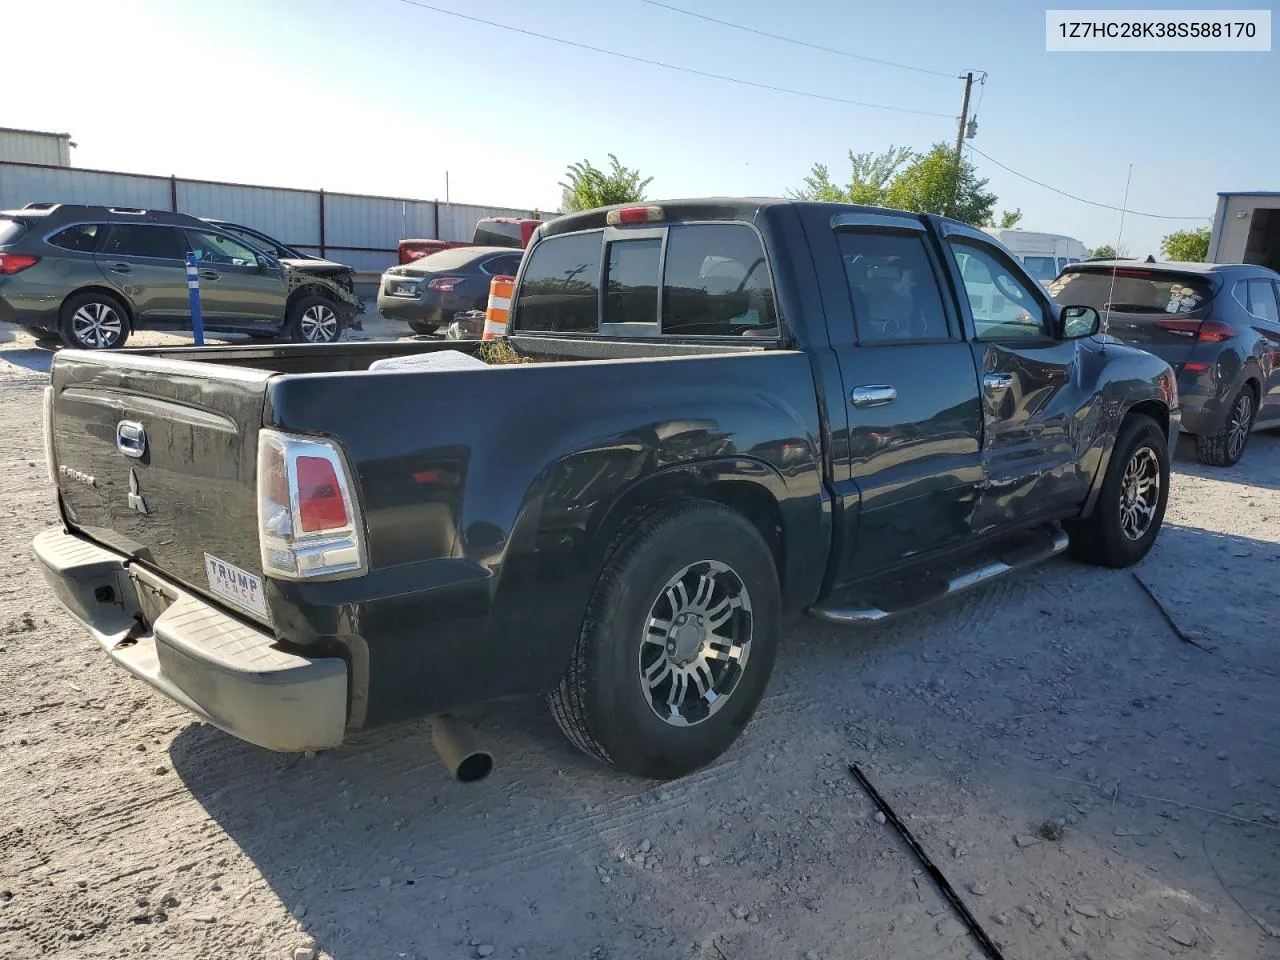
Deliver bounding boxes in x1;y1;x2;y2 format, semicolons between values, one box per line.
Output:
1194;384;1255;467
1066;414;1169;568
287;295;343;343
58;291;130;349
548;500;781;780
408;320;438;336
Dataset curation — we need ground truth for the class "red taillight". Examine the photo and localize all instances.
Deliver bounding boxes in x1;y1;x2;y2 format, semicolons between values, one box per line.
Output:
0;254;39;274
1194;320;1234;342
296;455;348;532
1183;362;1210;374
257;431;365;580
606;205;665;226
1154;318;1233;342
427;277;463;293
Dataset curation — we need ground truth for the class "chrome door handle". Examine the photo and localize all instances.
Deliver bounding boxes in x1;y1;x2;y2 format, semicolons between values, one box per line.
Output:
198;270;220;281
983;372;1014;395
850;385;897;408
108;262;132;273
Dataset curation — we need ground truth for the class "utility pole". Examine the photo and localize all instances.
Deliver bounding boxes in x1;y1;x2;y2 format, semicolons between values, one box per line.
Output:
445;170;450;203
949;72;974;218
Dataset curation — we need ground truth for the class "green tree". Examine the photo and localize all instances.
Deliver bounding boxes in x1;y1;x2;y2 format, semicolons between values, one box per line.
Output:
791;146;913;205
985;208;1023;229
559;154;653;213
1160;227;1211;262
1089;242;1130;259
884;144;997;225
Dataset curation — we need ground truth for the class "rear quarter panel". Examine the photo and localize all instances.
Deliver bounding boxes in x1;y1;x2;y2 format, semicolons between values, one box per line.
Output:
265;350;828;727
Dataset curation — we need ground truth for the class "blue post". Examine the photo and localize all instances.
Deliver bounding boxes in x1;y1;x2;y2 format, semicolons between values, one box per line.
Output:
185;252;205;346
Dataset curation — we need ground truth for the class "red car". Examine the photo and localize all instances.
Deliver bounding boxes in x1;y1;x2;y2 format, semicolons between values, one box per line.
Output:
398;217;540;264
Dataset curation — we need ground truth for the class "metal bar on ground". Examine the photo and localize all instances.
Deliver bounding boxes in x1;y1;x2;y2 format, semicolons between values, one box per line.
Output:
849;763;1007;960
185;252;205;346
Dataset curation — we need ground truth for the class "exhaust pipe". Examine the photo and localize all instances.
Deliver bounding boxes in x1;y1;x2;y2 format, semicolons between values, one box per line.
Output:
431;714;493;782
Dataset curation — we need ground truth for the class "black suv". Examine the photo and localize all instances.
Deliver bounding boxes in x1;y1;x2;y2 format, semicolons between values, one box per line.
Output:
0;204;362;349
1050;260;1280;465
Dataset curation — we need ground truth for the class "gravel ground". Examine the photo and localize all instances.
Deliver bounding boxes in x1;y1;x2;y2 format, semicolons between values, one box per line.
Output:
1;321;1277;960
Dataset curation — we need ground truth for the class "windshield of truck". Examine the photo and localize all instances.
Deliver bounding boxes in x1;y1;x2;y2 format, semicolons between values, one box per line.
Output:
473;220;524;248
1022;256;1059;281
1048;269;1212;315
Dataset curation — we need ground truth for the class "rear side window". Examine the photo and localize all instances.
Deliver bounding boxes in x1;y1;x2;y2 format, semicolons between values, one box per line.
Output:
48;223;102;253
1048;270;1211;316
0;217;28;246
482;254;522;276
515;231;602;333
605;238;661;324
1246;279;1280;323
100;224;185;260
837;231;949;343
662;223;776;336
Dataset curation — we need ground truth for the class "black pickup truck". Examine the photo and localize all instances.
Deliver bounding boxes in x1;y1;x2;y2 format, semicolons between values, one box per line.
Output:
34;199;1179;781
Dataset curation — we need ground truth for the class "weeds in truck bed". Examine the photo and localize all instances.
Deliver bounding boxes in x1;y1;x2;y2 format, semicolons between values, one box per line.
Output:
476;339;534;365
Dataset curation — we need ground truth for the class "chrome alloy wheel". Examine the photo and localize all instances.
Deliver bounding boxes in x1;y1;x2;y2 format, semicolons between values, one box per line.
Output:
1119;446;1161;541
638;560;753;727
300;303;339;342
1227;391;1253;462
71;301;123;348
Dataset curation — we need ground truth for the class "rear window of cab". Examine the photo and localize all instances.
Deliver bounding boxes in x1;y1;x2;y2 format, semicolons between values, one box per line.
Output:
514;222;778;337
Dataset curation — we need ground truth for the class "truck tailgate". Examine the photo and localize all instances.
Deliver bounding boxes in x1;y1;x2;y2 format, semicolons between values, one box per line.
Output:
49;351;273;621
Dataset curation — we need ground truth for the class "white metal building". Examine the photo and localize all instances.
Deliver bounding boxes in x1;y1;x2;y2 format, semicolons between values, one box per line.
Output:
1208;192;1280;271
0;127;73;167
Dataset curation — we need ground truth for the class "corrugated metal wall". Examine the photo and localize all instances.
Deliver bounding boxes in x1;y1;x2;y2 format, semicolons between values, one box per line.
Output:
0;130;71;166
0;163;169;211
0;161;535;272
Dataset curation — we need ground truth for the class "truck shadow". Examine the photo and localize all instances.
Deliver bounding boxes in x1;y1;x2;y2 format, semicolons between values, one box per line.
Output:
0;346;54;375
166;522;1280;960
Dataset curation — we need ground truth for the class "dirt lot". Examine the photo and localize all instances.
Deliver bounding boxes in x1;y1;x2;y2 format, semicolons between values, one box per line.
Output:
1;321;1277;960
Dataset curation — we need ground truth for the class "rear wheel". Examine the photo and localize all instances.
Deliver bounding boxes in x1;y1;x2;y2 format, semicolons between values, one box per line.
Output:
548;501;780;780
59;291;130;349
1195;384;1255;467
287;296;342;343
1066;414;1168;568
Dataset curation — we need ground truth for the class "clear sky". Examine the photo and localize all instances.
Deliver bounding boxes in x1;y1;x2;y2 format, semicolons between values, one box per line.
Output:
7;0;1277;255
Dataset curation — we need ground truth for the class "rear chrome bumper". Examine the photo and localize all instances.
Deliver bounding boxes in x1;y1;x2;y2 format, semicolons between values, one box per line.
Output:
32;527;347;752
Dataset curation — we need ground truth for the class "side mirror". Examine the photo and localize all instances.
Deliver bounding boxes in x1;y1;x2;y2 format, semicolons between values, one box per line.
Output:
1059;304;1100;339
257;254;278;272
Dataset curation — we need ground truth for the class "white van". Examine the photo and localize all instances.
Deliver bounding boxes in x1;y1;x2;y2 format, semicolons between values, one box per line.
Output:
980;229;1088;284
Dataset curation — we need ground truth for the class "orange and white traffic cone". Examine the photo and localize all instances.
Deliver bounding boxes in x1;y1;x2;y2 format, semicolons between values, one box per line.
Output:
483;276;515;341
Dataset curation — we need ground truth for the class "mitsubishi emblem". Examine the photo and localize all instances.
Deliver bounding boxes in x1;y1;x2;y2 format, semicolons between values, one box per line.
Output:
127;468;149;515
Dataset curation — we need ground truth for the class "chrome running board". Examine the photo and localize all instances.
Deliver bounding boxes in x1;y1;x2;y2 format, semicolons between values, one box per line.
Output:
808;525;1070;625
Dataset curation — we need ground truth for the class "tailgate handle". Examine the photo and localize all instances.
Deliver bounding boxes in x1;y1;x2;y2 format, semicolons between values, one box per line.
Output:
116;420;147;459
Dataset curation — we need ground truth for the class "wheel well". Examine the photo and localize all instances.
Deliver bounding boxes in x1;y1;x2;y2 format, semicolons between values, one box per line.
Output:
60;286;135;330
597;480;786;589
1125;399;1168;437
1243;376;1261;405
287;284;339;312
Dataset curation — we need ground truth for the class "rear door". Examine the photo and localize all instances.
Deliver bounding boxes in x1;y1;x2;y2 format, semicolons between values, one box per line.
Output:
182;228;285;328
940;224;1092;529
94;223;189;325
1243;278;1280;424
803;209;985;583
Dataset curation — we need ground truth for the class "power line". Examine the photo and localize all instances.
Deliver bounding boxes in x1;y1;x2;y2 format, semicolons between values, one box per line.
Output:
966;145;1210;221
639;0;961;80
395;0;955;119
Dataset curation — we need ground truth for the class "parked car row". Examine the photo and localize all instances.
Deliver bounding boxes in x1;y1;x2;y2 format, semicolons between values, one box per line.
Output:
377;246;522;336
0;203;363;348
